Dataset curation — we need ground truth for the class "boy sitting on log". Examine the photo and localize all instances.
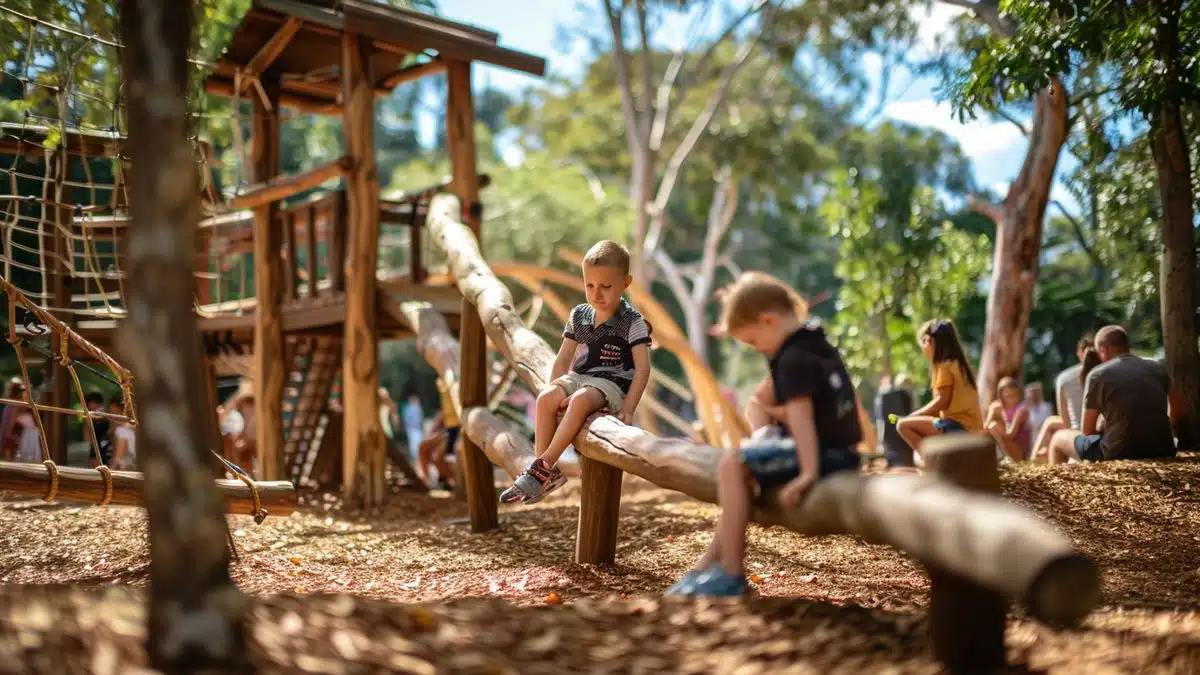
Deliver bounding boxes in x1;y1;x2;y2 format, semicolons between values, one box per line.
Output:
667;272;862;597
500;240;652;504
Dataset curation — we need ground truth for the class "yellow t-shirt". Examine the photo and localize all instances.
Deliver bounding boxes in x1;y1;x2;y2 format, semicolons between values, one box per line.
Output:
932;361;983;432
436;379;460;428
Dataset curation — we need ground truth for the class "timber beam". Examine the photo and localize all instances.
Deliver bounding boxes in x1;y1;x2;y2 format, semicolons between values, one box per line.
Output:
0;461;297;518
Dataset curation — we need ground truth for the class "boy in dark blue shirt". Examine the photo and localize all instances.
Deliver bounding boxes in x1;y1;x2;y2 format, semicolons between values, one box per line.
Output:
667;272;862;597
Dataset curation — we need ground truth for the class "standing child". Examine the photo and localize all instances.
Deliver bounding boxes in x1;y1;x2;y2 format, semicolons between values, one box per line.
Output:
984;377;1030;461
666;272;862;597
500;240;652;504
895;319;983;462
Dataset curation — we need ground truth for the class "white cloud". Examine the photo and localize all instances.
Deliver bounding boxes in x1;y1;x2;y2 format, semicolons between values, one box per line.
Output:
881;98;1026;158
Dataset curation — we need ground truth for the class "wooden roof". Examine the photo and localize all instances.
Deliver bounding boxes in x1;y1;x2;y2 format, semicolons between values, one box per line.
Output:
204;0;546;111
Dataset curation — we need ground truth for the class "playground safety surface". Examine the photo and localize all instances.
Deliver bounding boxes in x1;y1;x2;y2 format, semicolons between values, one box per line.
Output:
0;453;1198;673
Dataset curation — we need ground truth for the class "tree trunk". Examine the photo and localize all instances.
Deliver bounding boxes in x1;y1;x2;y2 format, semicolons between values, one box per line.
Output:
975;78;1069;407
1151;102;1200;444
118;0;249;671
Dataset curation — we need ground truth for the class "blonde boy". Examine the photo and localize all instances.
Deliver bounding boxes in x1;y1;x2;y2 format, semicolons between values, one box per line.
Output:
500;240;652;504
666;272;862;596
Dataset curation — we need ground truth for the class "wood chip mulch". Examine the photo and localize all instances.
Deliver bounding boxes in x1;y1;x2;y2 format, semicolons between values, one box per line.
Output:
0;453;1198;673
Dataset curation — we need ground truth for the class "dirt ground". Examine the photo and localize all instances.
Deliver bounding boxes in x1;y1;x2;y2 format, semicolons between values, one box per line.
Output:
0;453;1198;673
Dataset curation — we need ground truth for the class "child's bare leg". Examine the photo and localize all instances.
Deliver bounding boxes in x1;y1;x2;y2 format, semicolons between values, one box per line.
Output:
432;438;453;484
1032;416;1064;462
896;416;939;458
534;385;567;455
1048;429;1081;465
712;451;754;576
540;388;605;467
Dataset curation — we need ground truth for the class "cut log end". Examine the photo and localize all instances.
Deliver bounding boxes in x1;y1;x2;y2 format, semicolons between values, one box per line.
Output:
1026;553;1102;626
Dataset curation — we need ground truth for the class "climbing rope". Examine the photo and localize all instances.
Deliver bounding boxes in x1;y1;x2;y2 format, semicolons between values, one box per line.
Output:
211;450;268;524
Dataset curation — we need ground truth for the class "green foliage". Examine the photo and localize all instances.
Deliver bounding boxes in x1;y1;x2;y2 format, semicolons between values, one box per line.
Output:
821;123;989;389
952;1;1200;117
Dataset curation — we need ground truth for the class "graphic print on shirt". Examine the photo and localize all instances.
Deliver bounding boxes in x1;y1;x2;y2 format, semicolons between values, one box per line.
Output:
563;301;650;393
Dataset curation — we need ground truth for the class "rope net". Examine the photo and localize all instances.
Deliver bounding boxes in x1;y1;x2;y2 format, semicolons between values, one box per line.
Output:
0;3;440;495
0;4;279;499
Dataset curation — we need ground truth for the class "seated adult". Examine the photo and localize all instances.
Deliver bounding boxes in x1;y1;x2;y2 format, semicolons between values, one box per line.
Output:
1049;326;1176;463
1032;347;1101;462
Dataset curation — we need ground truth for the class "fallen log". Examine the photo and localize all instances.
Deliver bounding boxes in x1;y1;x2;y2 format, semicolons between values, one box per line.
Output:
425;194;1099;626
0;461;298;519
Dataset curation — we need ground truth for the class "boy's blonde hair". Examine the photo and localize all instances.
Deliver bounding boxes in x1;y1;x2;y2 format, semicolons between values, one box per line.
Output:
582;240;632;276
718;272;808;333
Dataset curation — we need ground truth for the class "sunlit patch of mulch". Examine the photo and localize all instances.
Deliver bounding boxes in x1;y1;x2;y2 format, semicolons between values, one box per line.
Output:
0;453;1198;672
2;587;1199;674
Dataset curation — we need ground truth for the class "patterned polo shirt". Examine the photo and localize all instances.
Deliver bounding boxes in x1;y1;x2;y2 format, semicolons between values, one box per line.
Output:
562;298;651;393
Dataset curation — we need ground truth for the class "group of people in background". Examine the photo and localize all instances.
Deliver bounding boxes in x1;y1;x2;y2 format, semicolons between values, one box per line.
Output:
875;324;1184;467
0;378;135;470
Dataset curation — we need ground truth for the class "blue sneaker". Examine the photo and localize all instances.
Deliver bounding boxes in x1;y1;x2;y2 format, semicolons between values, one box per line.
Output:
679;565;748;597
664;569;705;596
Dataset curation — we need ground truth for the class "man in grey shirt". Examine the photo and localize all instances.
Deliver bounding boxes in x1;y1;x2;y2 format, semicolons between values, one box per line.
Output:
1049;325;1177;462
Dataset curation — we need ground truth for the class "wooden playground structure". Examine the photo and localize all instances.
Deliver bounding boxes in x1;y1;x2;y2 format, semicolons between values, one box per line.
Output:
0;1;1104;671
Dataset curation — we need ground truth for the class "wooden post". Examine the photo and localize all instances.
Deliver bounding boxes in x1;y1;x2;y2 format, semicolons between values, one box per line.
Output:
46;149;71;466
445;59;498;532
251;70;285;481
340;32;385;507
117;0;249;669
575;455;622;564
921;434;1008;674
305;204;318;298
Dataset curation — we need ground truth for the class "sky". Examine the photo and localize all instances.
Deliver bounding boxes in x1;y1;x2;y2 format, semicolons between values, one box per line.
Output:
428;0;1077;209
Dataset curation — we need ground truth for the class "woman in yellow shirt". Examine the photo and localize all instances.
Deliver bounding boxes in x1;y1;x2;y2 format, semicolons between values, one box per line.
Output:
896;319;983;462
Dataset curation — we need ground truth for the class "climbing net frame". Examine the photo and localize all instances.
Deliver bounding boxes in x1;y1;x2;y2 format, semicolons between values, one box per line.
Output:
0;5;292;520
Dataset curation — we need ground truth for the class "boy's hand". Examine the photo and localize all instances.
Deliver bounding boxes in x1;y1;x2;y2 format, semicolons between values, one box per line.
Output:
616;409;634;425
778;472;817;509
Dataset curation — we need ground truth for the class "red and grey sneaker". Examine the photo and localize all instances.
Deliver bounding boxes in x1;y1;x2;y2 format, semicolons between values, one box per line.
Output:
499;458;568;504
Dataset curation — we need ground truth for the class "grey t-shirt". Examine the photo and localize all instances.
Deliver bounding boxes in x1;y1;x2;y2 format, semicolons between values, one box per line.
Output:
1055;363;1084;429
1082;355;1175;459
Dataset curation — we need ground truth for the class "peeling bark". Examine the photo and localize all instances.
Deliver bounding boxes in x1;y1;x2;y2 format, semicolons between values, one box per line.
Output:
118;0;249;670
975;78;1069;407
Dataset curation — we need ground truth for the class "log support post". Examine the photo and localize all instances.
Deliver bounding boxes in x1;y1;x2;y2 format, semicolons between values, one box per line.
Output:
575;455;622;564
922;434;1008;674
46;148;72;466
251;69;285;481
445;59;498;532
340;32;385;507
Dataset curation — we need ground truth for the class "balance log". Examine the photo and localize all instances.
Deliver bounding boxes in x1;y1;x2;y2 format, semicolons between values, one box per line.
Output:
424;194;1099;623
0;461;298;519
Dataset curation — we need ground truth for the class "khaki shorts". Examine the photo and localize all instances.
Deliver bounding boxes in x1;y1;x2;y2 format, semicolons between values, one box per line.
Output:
554;372;625;413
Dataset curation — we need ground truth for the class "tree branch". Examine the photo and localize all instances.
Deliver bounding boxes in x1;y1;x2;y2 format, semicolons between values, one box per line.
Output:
968;195;1005;224
635;0;654;140
649;52;684;153
1051;199;1103;271
693;167;738;306
653;249;693;311
602;0;646;158
993;106;1029;136
642;3;776;260
938;0;1015;37
672;0;768;113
